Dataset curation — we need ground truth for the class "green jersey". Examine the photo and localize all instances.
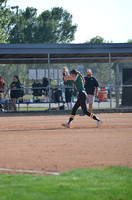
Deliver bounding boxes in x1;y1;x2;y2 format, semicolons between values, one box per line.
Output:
74;75;85;92
64;80;73;92
64;80;73;87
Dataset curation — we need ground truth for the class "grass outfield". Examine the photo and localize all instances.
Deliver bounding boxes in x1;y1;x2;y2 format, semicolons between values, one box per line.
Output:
0;167;132;200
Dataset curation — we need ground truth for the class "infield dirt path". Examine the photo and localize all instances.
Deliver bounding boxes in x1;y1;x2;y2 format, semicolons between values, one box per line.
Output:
0;113;132;173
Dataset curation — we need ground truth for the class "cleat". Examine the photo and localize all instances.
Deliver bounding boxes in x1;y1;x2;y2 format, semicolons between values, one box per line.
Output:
61;123;70;128
96;120;103;128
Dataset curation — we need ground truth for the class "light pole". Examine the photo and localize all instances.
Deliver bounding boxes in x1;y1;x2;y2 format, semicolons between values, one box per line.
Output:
11;6;19;76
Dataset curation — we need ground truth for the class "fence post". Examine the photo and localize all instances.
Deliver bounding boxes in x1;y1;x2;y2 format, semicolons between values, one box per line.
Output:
116;63;120;108
48;54;51;110
17;64;19;77
109;53;112;109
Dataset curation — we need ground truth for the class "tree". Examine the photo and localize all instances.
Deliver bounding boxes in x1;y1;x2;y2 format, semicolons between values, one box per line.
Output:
9;7;77;43
35;7;77;43
128;39;132;43
83;36;115;85
86;36;106;44
9;7;37;43
0;0;12;43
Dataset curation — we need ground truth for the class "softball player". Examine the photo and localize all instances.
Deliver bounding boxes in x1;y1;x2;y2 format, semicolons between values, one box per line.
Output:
61;69;103;128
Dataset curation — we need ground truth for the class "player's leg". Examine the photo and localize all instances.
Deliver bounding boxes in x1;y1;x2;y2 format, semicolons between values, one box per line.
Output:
89;104;92;112
65;90;70;110
78;92;90;116
80;93;89;116
70;102;73;110
67;103;70;110
79;91;103;127
88;95;94;112
65;90;73;110
62;99;80;128
11;98;17;111
69;90;74;110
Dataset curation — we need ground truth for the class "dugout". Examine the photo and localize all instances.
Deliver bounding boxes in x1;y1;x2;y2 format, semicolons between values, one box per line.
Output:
0;43;132;110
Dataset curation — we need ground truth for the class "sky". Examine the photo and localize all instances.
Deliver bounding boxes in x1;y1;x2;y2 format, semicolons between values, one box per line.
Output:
7;0;132;43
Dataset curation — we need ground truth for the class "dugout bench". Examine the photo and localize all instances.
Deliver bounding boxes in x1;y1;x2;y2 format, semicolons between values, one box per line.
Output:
1;99;108;111
1;101;65;111
94;99;109;108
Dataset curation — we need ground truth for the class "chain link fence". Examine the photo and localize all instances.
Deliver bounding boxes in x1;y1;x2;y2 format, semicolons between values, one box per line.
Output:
0;63;132;111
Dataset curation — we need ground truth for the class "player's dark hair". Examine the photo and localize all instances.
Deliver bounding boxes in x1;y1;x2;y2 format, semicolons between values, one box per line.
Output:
70;69;85;85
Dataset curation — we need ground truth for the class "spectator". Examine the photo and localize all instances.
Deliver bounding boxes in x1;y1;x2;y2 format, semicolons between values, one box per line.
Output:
7;75;22;111
63;67;73;110
64;79;73;110
84;69;99;112
0;76;5;93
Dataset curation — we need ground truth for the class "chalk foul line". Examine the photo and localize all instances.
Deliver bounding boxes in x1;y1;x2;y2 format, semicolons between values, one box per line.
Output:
0;168;60;175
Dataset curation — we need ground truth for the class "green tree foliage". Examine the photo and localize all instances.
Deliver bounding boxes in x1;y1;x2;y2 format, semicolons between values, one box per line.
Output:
0;0;12;43
9;7;37;43
0;64;29;87
9;7;77;43
86;36;106;44
36;6;77;43
128;38;132;43
83;36;115;84
85;63;115;85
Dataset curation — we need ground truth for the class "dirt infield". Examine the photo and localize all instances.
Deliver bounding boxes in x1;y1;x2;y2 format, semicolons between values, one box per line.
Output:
0;113;132;174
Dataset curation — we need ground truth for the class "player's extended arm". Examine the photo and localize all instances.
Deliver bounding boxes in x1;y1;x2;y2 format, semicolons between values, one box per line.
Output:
65;71;70;77
64;76;77;81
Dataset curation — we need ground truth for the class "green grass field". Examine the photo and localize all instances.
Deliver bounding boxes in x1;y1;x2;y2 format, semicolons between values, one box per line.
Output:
19;107;48;111
19;107;111;111
0;167;132;200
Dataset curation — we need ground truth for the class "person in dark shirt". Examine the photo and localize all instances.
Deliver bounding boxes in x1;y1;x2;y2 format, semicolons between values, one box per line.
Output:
84;69;99;112
64;80;74;110
7;75;22;111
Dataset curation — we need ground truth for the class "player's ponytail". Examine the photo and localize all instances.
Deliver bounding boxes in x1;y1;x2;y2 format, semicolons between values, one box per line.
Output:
70;69;85;85
77;71;85;85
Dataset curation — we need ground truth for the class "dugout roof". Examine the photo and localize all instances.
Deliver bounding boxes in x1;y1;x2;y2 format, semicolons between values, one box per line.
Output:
0;43;132;64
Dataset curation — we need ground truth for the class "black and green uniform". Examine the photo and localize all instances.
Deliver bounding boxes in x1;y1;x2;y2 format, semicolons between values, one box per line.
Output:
68;75;100;124
10;81;21;99
64;80;73;103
